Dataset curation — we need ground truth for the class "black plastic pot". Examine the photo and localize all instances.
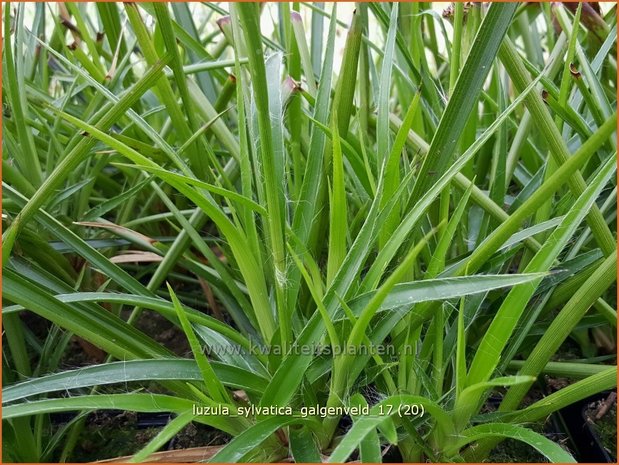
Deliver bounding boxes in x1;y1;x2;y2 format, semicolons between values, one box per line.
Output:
51;410;173;428
486;389;613;463
555;390;616;463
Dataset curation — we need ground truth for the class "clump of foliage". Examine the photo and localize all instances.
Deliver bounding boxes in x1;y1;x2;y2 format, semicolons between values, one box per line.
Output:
2;2;617;463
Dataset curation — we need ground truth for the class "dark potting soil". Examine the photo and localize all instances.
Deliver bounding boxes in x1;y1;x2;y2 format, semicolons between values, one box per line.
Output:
486;415;573;463
69;411;159;462
584;393;617;461
488;436;549;463
134;309;192;356
485;382;573;463
55;301;230;461
67;410;230;462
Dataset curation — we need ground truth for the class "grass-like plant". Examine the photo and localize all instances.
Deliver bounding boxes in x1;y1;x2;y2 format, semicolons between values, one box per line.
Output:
2;2;617;463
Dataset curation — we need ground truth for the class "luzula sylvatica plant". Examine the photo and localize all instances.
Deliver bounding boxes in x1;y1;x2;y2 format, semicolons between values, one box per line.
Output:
2;2;617;463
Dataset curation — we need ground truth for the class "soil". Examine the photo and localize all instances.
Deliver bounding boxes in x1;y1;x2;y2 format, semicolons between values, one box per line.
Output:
485;407;555;463
61;337;105;369
485;383;574;463
70;411;159;462
584;393;617;461
133;309;191;356
53;303;228;461
168;422;230;450
488;435;549;463
68;410;230;462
